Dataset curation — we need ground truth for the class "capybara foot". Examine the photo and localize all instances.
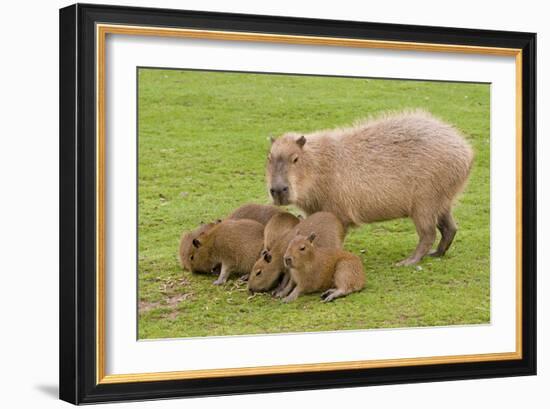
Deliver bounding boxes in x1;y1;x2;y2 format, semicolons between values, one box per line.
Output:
322;289;346;302
396;257;421;267
320;289;335;300
282;293;298;303
239;274;249;282
428;249;444;257
212;278;227;285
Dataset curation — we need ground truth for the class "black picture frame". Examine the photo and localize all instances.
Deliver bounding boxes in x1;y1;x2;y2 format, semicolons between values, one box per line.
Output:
59;3;536;404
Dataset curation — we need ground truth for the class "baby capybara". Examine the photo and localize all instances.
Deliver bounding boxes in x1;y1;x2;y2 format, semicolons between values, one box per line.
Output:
179;203;282;272
282;233;365;302
267;110;474;266
227;203;283;226
248;211;345;294
189;219;264;285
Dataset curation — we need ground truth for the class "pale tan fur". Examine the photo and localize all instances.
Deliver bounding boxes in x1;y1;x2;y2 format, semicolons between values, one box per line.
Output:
267;110;474;265
188;219;264;285
179;203;281;272
282;233;365;302
248;211;345;293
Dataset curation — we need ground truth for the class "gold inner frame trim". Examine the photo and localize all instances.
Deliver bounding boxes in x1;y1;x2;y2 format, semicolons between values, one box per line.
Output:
95;23;523;385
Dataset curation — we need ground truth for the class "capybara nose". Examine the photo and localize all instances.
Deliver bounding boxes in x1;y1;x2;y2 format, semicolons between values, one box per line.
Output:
270;186;289;196
284;257;292;267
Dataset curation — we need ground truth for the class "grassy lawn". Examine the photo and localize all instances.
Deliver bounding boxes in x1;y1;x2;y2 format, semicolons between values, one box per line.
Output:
137;68;490;339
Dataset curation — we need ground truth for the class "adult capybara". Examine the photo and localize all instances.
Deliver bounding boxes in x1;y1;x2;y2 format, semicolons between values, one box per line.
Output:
248;211;345;294
282;233;365;302
189;219;264;285
179;203;282;272
267;110;474;266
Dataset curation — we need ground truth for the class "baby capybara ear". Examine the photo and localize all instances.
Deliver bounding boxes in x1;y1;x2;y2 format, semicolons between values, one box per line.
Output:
192;238;201;248
307;233;317;243
296;135;306;147
270;135;276;145
263;252;272;263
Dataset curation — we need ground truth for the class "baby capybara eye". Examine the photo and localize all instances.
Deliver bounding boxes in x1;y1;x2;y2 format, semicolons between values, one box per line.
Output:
190;255;194;260
300;246;306;251
255;270;262;276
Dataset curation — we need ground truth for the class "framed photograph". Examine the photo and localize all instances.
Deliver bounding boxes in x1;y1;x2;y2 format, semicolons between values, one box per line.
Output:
59;3;536;404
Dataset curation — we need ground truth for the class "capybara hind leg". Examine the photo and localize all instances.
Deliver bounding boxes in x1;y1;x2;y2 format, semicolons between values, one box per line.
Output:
397;212;437;266
429;211;457;257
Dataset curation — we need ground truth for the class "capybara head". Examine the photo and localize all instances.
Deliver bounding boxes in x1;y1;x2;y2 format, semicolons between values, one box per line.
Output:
267;134;310;206
247;250;285;293
186;227;220;275
284;232;316;269
179;221;219;271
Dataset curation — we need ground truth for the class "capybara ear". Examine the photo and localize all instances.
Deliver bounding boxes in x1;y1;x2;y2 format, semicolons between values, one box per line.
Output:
270;135;275;144
296;135;306;147
307;232;317;243
261;249;268;257
215;219;222;224
264;252;272;263
192;238;201;248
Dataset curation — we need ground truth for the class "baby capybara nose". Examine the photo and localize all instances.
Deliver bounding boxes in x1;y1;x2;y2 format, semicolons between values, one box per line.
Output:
284;256;292;267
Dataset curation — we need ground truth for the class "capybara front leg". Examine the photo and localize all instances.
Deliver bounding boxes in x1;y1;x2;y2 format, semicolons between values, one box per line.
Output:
282;286;302;303
397;213;436;266
272;272;290;296
275;278;295;298
321;288;347;302
213;264;231;285
429;211;457;257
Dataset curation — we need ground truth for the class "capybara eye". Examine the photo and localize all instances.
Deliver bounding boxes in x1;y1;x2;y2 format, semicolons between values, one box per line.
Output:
292;156;298;164
190;255;194;260
300;245;306;251
255;270;262;276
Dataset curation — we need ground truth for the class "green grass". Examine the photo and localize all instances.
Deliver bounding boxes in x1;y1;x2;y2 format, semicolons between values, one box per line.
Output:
137;68;490;339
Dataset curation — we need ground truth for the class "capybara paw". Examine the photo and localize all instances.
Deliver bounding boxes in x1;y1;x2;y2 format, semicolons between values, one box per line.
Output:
322;294;337;302
282;294;297;303
320;289;335;300
239;274;249;282
212;278;226;286
396;257;420;267
428;249;444;257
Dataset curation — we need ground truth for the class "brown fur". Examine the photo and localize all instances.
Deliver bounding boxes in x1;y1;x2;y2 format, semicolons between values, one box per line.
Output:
282;233;365;302
267;110;474;265
178;222;219;272
227;203;283;225
248;211;345;293
179;204;281;272
188;219;264;285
